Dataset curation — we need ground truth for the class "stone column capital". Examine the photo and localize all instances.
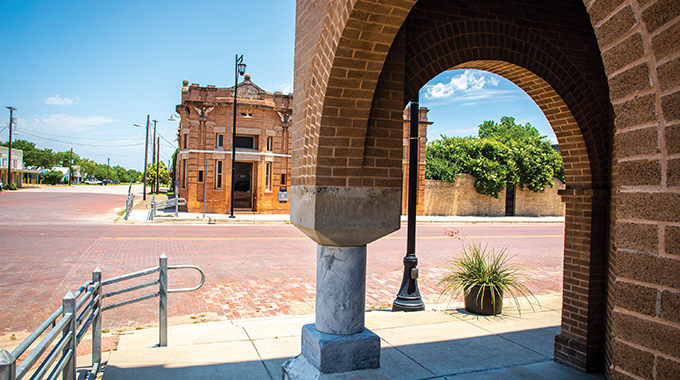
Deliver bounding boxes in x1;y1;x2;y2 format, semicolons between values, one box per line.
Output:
290;186;401;246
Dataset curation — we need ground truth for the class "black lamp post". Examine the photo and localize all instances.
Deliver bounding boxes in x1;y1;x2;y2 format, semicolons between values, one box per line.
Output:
393;92;425;312
230;54;246;218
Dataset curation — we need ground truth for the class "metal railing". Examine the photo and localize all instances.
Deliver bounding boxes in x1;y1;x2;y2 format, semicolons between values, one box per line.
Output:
146;195;187;220
0;254;204;380
123;193;135;220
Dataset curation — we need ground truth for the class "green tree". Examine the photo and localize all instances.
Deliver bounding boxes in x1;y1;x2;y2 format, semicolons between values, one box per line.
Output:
147;162;171;190
54;151;80;167
1;139;56;169
42;170;64;185
425;117;564;198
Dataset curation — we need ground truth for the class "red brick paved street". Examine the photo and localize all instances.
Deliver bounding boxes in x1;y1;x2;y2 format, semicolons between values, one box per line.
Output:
0;187;564;339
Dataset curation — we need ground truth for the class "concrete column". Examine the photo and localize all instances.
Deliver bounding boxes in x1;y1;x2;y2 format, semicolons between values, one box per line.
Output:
284;244;387;379
283;186;398;379
315;245;366;335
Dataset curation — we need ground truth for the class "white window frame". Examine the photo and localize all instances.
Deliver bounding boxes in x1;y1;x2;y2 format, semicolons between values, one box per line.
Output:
216;134;224;149
266;136;273;151
215;160;223;189
265;162;272;191
182;159;188;188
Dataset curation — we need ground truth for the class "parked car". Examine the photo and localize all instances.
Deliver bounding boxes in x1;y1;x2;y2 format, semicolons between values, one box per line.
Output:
84;179;103;185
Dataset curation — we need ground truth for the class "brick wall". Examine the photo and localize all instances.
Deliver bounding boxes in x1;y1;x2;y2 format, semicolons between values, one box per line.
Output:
424;177;565;217
588;0;680;377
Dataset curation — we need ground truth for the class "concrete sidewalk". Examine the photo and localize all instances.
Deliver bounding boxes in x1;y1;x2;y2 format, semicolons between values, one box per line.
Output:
123;198;565;225
100;294;603;380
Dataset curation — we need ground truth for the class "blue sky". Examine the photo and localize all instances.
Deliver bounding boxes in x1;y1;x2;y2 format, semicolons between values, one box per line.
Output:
0;1;554;171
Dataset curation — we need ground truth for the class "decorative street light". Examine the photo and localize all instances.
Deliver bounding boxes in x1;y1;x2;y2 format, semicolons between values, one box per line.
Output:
230;54;246;218
134;115;150;201
393;92;425;312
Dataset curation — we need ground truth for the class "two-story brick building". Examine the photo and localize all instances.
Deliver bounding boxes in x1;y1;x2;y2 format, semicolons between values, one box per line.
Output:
176;75;428;215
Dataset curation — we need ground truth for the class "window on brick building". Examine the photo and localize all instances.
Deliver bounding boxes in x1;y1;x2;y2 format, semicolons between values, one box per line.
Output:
198;169;204;183
182;159;188;188
235;135;257;150
280;173;286;185
215;160;223;189
183;135;188;150
216;134;224;149
266;136;273;151
265;162;272;191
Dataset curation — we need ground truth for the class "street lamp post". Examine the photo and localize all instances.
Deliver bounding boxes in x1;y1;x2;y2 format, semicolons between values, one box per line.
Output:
230;54;246;218
392;92;425;312
134;115;150;201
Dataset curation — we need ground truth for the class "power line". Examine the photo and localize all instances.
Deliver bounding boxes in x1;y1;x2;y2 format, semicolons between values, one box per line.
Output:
156;131;177;146
17;129;145;147
16;126;142;142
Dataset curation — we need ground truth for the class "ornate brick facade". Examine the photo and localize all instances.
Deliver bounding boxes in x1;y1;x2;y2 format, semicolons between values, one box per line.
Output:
176;76;293;214
176;77;427;215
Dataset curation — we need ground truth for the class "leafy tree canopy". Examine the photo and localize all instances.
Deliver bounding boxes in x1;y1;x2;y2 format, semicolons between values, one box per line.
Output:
425;117;565;198
2;138;142;182
41;170;64;185
146;161;171;189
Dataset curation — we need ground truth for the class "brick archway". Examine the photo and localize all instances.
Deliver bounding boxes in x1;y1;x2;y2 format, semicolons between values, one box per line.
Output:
377;12;612;370
293;0;680;378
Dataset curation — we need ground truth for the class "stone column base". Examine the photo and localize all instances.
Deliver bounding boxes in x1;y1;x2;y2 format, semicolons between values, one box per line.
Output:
283;354;390;380
282;324;388;379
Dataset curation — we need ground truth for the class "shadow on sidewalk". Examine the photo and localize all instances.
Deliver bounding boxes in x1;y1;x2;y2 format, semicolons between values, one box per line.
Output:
101;326;604;380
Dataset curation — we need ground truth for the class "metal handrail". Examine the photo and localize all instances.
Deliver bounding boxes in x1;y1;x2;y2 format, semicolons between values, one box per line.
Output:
145;196;187;220
168;265;205;293
15;314;72;379
0;254;205;380
123;193;135;220
102;266;159;286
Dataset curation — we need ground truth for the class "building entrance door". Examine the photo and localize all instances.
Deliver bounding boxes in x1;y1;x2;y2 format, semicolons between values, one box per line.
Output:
233;162;253;210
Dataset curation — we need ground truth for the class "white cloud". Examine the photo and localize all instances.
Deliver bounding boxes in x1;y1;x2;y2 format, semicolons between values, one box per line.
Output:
45;95;79;105
29;113;118;133
267;83;293;94
424;70;500;100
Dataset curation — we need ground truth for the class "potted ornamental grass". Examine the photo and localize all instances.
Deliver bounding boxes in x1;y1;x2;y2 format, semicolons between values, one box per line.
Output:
438;241;538;316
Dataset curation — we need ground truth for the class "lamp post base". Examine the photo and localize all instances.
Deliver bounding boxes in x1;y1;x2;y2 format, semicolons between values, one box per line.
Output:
392;256;425;312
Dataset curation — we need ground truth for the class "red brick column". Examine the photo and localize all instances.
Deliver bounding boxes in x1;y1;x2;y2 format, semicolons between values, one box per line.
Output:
555;189;610;371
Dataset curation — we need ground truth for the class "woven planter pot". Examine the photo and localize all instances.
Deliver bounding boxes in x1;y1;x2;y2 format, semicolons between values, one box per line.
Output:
464;285;503;315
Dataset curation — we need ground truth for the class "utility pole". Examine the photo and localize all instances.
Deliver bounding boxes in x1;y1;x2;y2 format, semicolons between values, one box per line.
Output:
142;115;150;200
69;148;73;185
5;107;16;186
152;119;157;194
